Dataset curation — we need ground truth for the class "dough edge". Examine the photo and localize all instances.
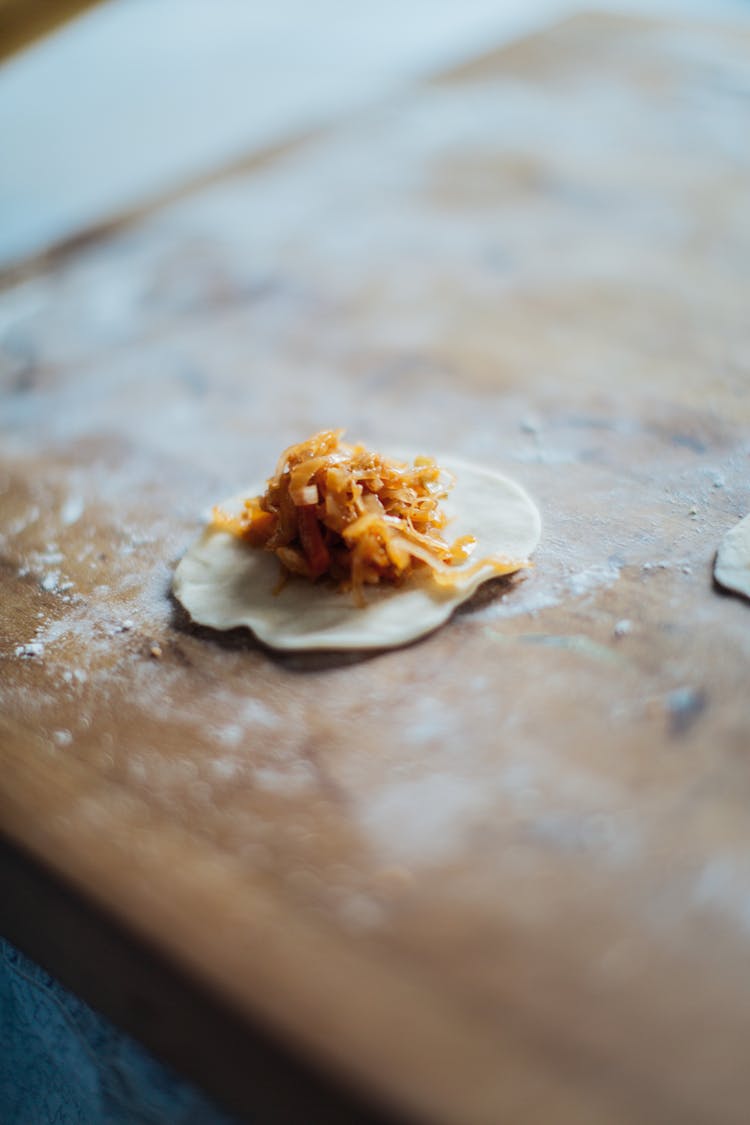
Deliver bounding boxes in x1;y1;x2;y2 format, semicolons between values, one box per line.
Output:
715;513;750;600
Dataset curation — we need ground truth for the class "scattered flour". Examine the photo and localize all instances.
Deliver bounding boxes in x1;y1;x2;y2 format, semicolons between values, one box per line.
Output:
359;772;491;866
61;496;85;525
404;695;464;746
337;894;384;931
210;757;241;780
216;725;245;748
240;698;280;729
8;507;39;536
566;561;622;598
254;761;316;795
476;559;622;622
478;585;560;620
693;857;750;935
39;549;63;566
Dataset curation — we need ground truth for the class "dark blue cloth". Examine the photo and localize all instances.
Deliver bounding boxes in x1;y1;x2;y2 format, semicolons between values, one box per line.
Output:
0;937;242;1125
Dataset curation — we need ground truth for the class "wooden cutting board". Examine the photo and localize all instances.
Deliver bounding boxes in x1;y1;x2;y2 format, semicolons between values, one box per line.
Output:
2;13;750;1124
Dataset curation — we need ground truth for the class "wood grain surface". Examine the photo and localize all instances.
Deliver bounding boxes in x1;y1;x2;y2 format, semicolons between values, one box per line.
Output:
2;13;750;1124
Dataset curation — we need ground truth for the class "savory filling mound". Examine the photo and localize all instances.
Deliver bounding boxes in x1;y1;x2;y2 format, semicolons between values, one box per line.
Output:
212;430;522;600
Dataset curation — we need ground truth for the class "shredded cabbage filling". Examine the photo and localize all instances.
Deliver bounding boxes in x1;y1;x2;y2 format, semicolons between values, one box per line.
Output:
212;430;524;602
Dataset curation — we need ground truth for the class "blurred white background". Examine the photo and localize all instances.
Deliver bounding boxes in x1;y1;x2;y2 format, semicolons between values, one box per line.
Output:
1;0;748;268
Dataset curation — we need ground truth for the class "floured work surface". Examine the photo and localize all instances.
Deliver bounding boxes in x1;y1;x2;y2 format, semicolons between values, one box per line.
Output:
2;14;750;1125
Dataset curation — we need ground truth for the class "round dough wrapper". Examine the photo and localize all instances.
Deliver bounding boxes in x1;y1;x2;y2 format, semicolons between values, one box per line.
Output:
715;513;750;601
173;458;541;651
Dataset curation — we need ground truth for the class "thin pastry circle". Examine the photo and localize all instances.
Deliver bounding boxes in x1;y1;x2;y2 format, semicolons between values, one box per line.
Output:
173;458;541;651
